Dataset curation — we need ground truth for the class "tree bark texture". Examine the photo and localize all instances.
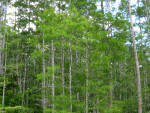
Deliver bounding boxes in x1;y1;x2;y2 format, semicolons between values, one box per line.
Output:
128;0;142;112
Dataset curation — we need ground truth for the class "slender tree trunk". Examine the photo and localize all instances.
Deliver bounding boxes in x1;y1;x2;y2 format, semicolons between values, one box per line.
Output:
2;35;7;106
110;70;113;107
62;46;65;96
22;58;26;105
20;51;23;105
42;39;46;111
61;38;65;111
2;43;6;106
2;0;8;106
16;40;21;105
128;0;142;112
0;1;3;77
21;42;27;105
92;101;96;113
26;0;30;106
69;41;72;112
51;40;55;113
42;1;46;111
101;0;105;31
26;50;29;106
85;42;89;113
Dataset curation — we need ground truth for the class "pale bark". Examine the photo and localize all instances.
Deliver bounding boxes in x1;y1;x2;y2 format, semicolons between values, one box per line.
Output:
2;42;6;106
2;35;7;106
2;0;8;106
101;0;105;31
51;40;55;113
92;101;96;113
26;0;31;106
17;42;20;92
85;42;89;113
0;1;3;76
41;0;46;110
42;39;46;111
110;70;113;107
128;0;142;112
69;41;72;112
22;59;27;105
26;50;29;106
61;39;65;96
20;52;23;105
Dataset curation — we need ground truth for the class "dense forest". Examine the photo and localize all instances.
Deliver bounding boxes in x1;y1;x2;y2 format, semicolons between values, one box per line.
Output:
0;0;150;112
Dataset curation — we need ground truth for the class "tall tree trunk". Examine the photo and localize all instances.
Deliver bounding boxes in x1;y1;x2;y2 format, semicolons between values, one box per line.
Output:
62;45;65;96
2;0;7;106
42;1;46;111
42;39;46;111
85;42;89;113
101;0;105;31
51;40;55;113
69;41;72;112
26;0;31;106
26;49;29;106
16;42;21;103
2;38;7;106
22;58;27;105
20;50;23;105
0;1;3;77
61;38;65;111
128;0;142;112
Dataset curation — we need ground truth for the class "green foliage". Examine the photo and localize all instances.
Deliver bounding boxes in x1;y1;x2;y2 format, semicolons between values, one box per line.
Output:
0;106;33;113
1;0;150;112
136;6;145;17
